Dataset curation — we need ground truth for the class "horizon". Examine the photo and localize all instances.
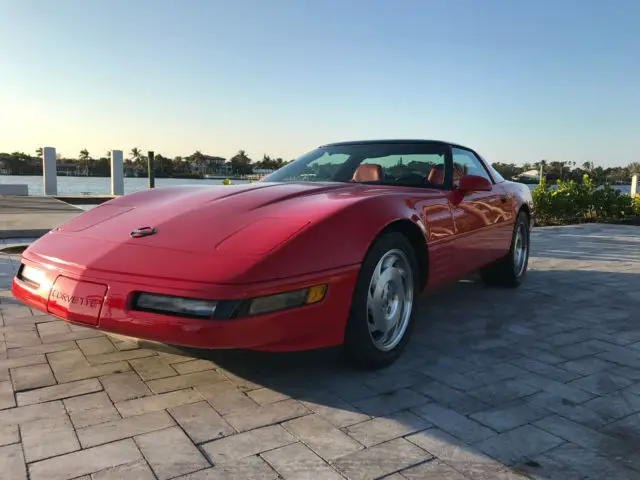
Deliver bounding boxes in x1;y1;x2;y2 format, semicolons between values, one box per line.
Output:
3;148;639;174
1;0;638;168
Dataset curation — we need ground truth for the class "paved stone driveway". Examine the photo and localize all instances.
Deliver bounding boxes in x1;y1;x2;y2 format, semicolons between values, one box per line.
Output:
1;223;640;480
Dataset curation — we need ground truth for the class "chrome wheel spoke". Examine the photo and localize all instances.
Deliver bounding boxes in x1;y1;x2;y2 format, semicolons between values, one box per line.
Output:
513;223;528;277
366;249;414;352
370;261;383;288
368;291;388;333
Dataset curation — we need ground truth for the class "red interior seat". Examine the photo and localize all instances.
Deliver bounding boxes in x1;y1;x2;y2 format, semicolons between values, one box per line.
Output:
352;164;383;182
428;165;445;185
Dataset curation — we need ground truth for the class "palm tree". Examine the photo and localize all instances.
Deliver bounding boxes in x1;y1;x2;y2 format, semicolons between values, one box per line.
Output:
78;149;91;175
230;150;253;175
191;150;205;163
35;147;43;158
130;147;142;162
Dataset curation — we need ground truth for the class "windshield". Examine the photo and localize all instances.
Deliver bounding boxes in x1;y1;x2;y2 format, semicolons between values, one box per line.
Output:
262;142;450;188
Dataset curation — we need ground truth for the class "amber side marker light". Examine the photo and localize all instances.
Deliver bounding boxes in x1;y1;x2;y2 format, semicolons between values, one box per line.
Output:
306;285;327;304
245;284;328;316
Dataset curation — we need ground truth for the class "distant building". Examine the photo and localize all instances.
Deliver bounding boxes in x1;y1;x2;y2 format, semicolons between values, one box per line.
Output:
190;155;230;175
0;160;10;174
56;161;89;176
514;169;541;181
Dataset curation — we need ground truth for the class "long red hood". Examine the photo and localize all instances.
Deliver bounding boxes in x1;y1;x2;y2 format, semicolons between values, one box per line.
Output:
54;182;355;250
21;182;378;284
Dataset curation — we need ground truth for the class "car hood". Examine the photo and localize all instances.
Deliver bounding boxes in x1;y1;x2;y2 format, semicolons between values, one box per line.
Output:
52;182;359;251
22;182;369;283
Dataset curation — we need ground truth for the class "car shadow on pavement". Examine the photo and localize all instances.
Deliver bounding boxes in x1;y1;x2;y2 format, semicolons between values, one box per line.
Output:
137;266;640;479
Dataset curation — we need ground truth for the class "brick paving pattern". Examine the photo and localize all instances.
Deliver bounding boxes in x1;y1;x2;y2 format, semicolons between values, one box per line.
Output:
1;223;639;479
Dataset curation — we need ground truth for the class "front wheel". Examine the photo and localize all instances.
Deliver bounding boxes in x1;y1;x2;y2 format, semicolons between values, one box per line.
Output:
480;210;530;288
344;232;419;369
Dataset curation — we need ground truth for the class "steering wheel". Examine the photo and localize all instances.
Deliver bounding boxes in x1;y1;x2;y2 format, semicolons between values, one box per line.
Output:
394;173;427;186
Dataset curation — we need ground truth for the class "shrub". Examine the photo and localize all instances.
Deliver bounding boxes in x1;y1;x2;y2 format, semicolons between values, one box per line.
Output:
533;174;637;226
633;195;640;216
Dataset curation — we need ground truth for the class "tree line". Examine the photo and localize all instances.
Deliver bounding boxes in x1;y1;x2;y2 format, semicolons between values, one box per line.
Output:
0;148;293;178
490;160;639;185
1;149;638;184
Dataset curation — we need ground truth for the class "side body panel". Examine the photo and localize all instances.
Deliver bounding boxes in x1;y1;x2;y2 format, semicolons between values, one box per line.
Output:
447;188;506;271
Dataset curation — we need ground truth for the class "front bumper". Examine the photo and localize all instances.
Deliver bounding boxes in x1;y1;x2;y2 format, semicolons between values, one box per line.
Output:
12;257;359;352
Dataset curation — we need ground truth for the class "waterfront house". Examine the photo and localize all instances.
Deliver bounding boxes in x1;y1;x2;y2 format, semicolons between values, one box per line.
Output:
0;159;11;174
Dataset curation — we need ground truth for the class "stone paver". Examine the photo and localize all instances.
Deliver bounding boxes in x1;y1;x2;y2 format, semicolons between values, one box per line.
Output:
0;443;27;480
261;442;344;480
282;413;364;460
168;401;235;443
92;459;156;480
134;426;209;479
0;223;639;479
77;410;176;448
100;371;151;402
63;391;121;428
202;424;295;464
20;415;80;462
11;363;56;391
175;455;278;479
16;378;102;406
27;438;142;480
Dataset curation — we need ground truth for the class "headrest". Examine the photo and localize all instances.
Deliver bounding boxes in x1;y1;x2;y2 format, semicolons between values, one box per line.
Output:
352;164;383;182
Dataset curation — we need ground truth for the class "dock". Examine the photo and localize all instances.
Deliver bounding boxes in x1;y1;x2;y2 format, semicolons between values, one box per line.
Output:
0;195;83;239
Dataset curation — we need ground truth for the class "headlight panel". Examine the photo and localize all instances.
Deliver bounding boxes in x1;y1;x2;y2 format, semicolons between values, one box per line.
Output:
17;265;46;288
133;293;217;319
131;285;326;320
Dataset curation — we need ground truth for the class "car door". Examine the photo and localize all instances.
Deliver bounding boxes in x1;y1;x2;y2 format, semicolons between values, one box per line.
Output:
357;148;460;288
448;147;508;271
483;157;517;226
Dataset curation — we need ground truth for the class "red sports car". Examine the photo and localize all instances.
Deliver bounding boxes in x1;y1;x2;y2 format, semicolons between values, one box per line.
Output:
13;140;533;368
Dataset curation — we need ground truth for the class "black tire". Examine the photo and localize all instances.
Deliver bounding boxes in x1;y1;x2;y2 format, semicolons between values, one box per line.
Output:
344;232;420;369
480;210;530;288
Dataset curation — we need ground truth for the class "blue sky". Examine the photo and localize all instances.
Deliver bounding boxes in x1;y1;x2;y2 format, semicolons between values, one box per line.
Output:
1;0;638;166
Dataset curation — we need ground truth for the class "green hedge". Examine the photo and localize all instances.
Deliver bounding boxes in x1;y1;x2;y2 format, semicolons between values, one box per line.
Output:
532;174;640;226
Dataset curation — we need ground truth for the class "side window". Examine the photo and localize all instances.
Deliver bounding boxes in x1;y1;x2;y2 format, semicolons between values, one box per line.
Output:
485;160;505;183
452;148;492;186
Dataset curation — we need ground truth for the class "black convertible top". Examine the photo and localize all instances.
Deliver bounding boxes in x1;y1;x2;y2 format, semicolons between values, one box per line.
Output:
320;139;474;151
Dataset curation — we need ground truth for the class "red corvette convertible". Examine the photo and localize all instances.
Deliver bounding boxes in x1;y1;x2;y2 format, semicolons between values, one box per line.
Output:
13;140;533;368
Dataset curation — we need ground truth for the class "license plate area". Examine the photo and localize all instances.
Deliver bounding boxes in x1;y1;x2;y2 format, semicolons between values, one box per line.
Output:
47;276;107;325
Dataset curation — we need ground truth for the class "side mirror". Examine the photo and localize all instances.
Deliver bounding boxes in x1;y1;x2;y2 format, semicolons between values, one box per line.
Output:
457;174;492;193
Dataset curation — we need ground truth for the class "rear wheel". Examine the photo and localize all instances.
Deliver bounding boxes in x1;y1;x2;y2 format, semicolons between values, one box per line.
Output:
480;210;530;288
344;232;419;369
